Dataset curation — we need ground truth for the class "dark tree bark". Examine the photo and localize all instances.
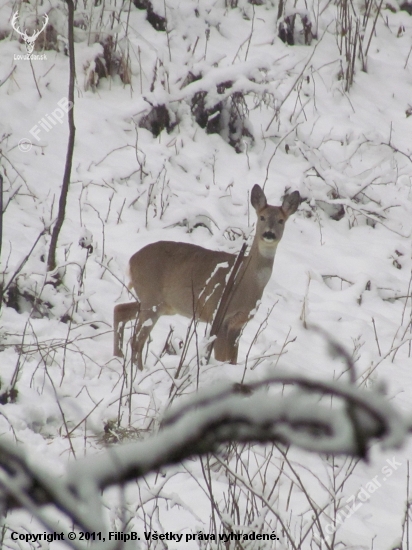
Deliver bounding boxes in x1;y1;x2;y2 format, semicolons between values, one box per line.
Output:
0;173;3;268
47;0;76;274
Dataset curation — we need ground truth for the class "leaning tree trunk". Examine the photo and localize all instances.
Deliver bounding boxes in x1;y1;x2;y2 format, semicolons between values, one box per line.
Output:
47;0;76;274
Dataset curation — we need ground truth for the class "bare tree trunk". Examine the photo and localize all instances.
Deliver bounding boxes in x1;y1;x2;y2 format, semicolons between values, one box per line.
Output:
0;172;3;311
47;0;76;274
0;173;3;266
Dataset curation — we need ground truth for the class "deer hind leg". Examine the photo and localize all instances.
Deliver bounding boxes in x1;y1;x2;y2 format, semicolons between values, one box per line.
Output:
113;302;140;357
213;312;249;364
131;307;160;371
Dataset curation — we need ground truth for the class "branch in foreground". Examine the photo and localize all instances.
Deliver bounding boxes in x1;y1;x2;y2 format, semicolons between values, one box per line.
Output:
0;372;410;548
70;373;408;491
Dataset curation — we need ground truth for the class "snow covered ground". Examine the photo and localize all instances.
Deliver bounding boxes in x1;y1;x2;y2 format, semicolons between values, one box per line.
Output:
1;0;412;547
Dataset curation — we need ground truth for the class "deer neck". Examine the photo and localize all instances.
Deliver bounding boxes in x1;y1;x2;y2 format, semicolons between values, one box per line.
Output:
239;239;278;293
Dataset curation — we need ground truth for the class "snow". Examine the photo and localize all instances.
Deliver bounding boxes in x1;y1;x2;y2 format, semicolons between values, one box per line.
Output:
1;0;412;547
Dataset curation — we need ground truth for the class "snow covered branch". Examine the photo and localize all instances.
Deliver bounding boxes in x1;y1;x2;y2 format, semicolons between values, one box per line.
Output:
0;372;410;546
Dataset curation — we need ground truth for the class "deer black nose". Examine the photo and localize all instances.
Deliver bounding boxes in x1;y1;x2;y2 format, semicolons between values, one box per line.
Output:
262;231;276;241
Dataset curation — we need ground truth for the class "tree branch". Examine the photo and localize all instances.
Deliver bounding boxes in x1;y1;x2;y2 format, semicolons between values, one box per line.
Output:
0;371;409;541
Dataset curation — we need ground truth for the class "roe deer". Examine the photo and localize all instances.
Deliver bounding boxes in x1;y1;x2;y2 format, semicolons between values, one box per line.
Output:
113;185;300;370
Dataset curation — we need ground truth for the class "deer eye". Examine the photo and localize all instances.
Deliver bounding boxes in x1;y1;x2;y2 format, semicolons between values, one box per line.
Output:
260;215;265;221
278;219;284;225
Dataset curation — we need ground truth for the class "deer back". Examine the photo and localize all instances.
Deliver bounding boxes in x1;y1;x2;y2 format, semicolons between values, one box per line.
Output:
129;241;236;323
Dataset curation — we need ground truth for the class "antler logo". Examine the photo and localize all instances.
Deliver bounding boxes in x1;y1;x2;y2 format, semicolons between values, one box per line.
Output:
11;11;49;54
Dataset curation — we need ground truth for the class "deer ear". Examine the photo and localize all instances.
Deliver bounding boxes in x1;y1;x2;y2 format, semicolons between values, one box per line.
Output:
281;191;301;218
251;185;267;212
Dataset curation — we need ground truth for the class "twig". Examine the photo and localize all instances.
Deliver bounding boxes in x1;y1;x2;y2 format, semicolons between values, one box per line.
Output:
262;122;302;190
213;454;298;550
362;0;384;68
372;317;382;357
0;66;16;88
1;229;46;297
29;59;42;98
265;23;331;131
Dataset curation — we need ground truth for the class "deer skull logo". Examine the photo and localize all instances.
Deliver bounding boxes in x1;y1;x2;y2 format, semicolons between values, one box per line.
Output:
11;12;49;54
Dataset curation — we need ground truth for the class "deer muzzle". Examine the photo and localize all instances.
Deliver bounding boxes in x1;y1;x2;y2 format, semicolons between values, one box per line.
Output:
262;231;276;242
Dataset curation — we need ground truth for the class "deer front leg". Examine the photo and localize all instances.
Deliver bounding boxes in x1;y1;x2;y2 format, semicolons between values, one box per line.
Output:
214;329;241;364
213;312;249;364
113;302;140;357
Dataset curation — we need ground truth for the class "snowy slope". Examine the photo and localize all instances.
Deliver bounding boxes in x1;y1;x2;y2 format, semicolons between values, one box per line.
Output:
1;0;412;547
